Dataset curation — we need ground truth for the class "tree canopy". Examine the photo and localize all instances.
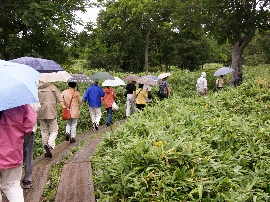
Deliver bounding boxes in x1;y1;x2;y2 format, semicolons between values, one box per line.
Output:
0;0;90;63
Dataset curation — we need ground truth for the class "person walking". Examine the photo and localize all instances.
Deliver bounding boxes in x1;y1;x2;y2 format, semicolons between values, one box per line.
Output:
159;76;171;100
0;105;36;202
135;83;148;111
21;102;41;189
196;72;208;96
103;86;117;126
125;81;137;118
60;82;82;143
143;84;153;104
38;81;61;158
216;75;226;90
83;81;105;130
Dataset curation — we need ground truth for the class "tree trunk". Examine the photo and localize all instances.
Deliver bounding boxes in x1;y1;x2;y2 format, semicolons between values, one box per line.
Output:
231;32;255;86
144;28;151;73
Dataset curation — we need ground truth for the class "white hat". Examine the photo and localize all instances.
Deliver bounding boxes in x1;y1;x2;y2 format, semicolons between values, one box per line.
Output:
201;72;206;78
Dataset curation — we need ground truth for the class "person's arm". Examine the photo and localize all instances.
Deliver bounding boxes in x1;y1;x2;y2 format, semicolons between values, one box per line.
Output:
204;79;208;94
83;89;88;106
167;87;171;97
60;91;67;109
77;91;82;103
223;78;227;84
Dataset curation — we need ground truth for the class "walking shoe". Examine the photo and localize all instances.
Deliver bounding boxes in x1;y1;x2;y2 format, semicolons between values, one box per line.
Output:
44;144;52;158
22;181;32;189
92;122;96;131
70;138;76;143
95;122;99;130
66;132;70;141
106;123;112;126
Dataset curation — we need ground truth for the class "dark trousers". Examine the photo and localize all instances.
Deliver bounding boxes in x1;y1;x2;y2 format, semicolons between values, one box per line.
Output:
159;93;168;100
22;131;35;183
106;107;113;124
136;104;145;111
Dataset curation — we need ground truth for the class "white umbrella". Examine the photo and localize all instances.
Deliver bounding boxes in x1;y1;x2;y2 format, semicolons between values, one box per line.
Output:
102;77;126;87
39;71;72;82
213;67;234;76
158;72;171;79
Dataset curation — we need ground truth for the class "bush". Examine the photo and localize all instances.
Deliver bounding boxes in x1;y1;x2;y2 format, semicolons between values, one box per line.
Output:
92;64;270;201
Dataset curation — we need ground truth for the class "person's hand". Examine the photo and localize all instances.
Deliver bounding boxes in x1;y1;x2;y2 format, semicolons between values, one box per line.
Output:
84;102;87;106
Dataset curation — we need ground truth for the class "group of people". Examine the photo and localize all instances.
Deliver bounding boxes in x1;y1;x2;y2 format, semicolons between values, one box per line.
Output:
125;75;171;118
196;72;227;96
0;74;171;201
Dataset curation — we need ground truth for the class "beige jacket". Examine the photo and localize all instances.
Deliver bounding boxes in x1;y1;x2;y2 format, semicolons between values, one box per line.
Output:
60;88;82;118
38;82;61;119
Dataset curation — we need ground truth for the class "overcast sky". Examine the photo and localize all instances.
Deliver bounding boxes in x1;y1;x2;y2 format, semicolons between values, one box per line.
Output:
74;7;100;32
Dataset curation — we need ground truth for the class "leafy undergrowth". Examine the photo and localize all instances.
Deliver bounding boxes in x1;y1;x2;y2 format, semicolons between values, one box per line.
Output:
91;64;270;201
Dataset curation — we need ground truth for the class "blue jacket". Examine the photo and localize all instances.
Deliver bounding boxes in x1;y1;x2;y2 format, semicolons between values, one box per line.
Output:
83;84;105;107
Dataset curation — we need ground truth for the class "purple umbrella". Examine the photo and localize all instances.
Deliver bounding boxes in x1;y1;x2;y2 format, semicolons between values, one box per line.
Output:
9;57;64;73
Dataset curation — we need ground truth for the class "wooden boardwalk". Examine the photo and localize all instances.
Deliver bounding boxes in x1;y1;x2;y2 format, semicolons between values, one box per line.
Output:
2;120;124;202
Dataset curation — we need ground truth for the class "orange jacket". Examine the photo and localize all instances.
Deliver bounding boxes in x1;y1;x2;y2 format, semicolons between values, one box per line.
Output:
103;87;116;108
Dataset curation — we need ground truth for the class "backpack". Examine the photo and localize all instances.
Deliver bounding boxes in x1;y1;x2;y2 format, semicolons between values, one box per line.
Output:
159;80;168;94
147;91;152;99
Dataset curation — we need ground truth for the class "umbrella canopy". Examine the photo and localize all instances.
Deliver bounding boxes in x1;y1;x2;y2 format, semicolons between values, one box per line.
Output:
0;60;40;111
137;77;159;86
9;56;64;73
39;71;72;82
102;77;126;87
89;72;115;80
123;74;140;82
213;67;234;76
158;72;171;79
141;75;159;81
67;74;94;83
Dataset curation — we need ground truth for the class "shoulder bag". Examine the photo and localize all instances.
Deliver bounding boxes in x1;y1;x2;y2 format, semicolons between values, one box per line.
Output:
62;91;75;120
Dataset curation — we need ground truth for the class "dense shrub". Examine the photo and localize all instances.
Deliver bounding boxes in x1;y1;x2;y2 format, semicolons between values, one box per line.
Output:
92;64;270;201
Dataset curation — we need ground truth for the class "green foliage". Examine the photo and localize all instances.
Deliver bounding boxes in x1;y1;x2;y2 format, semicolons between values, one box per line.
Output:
92;64;270;201
244;30;270;66
0;0;89;62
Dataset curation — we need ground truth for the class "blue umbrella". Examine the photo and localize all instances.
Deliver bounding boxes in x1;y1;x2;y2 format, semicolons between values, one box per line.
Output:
9;56;64;73
214;67;234;76
141;75;159;81
0;60;40;111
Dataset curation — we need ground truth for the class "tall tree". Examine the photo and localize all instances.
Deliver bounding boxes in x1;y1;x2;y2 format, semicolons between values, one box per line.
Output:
0;0;89;63
200;0;270;85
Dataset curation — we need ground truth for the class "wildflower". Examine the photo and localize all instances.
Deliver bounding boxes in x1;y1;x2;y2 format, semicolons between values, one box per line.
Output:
154;141;163;147
205;103;209;108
